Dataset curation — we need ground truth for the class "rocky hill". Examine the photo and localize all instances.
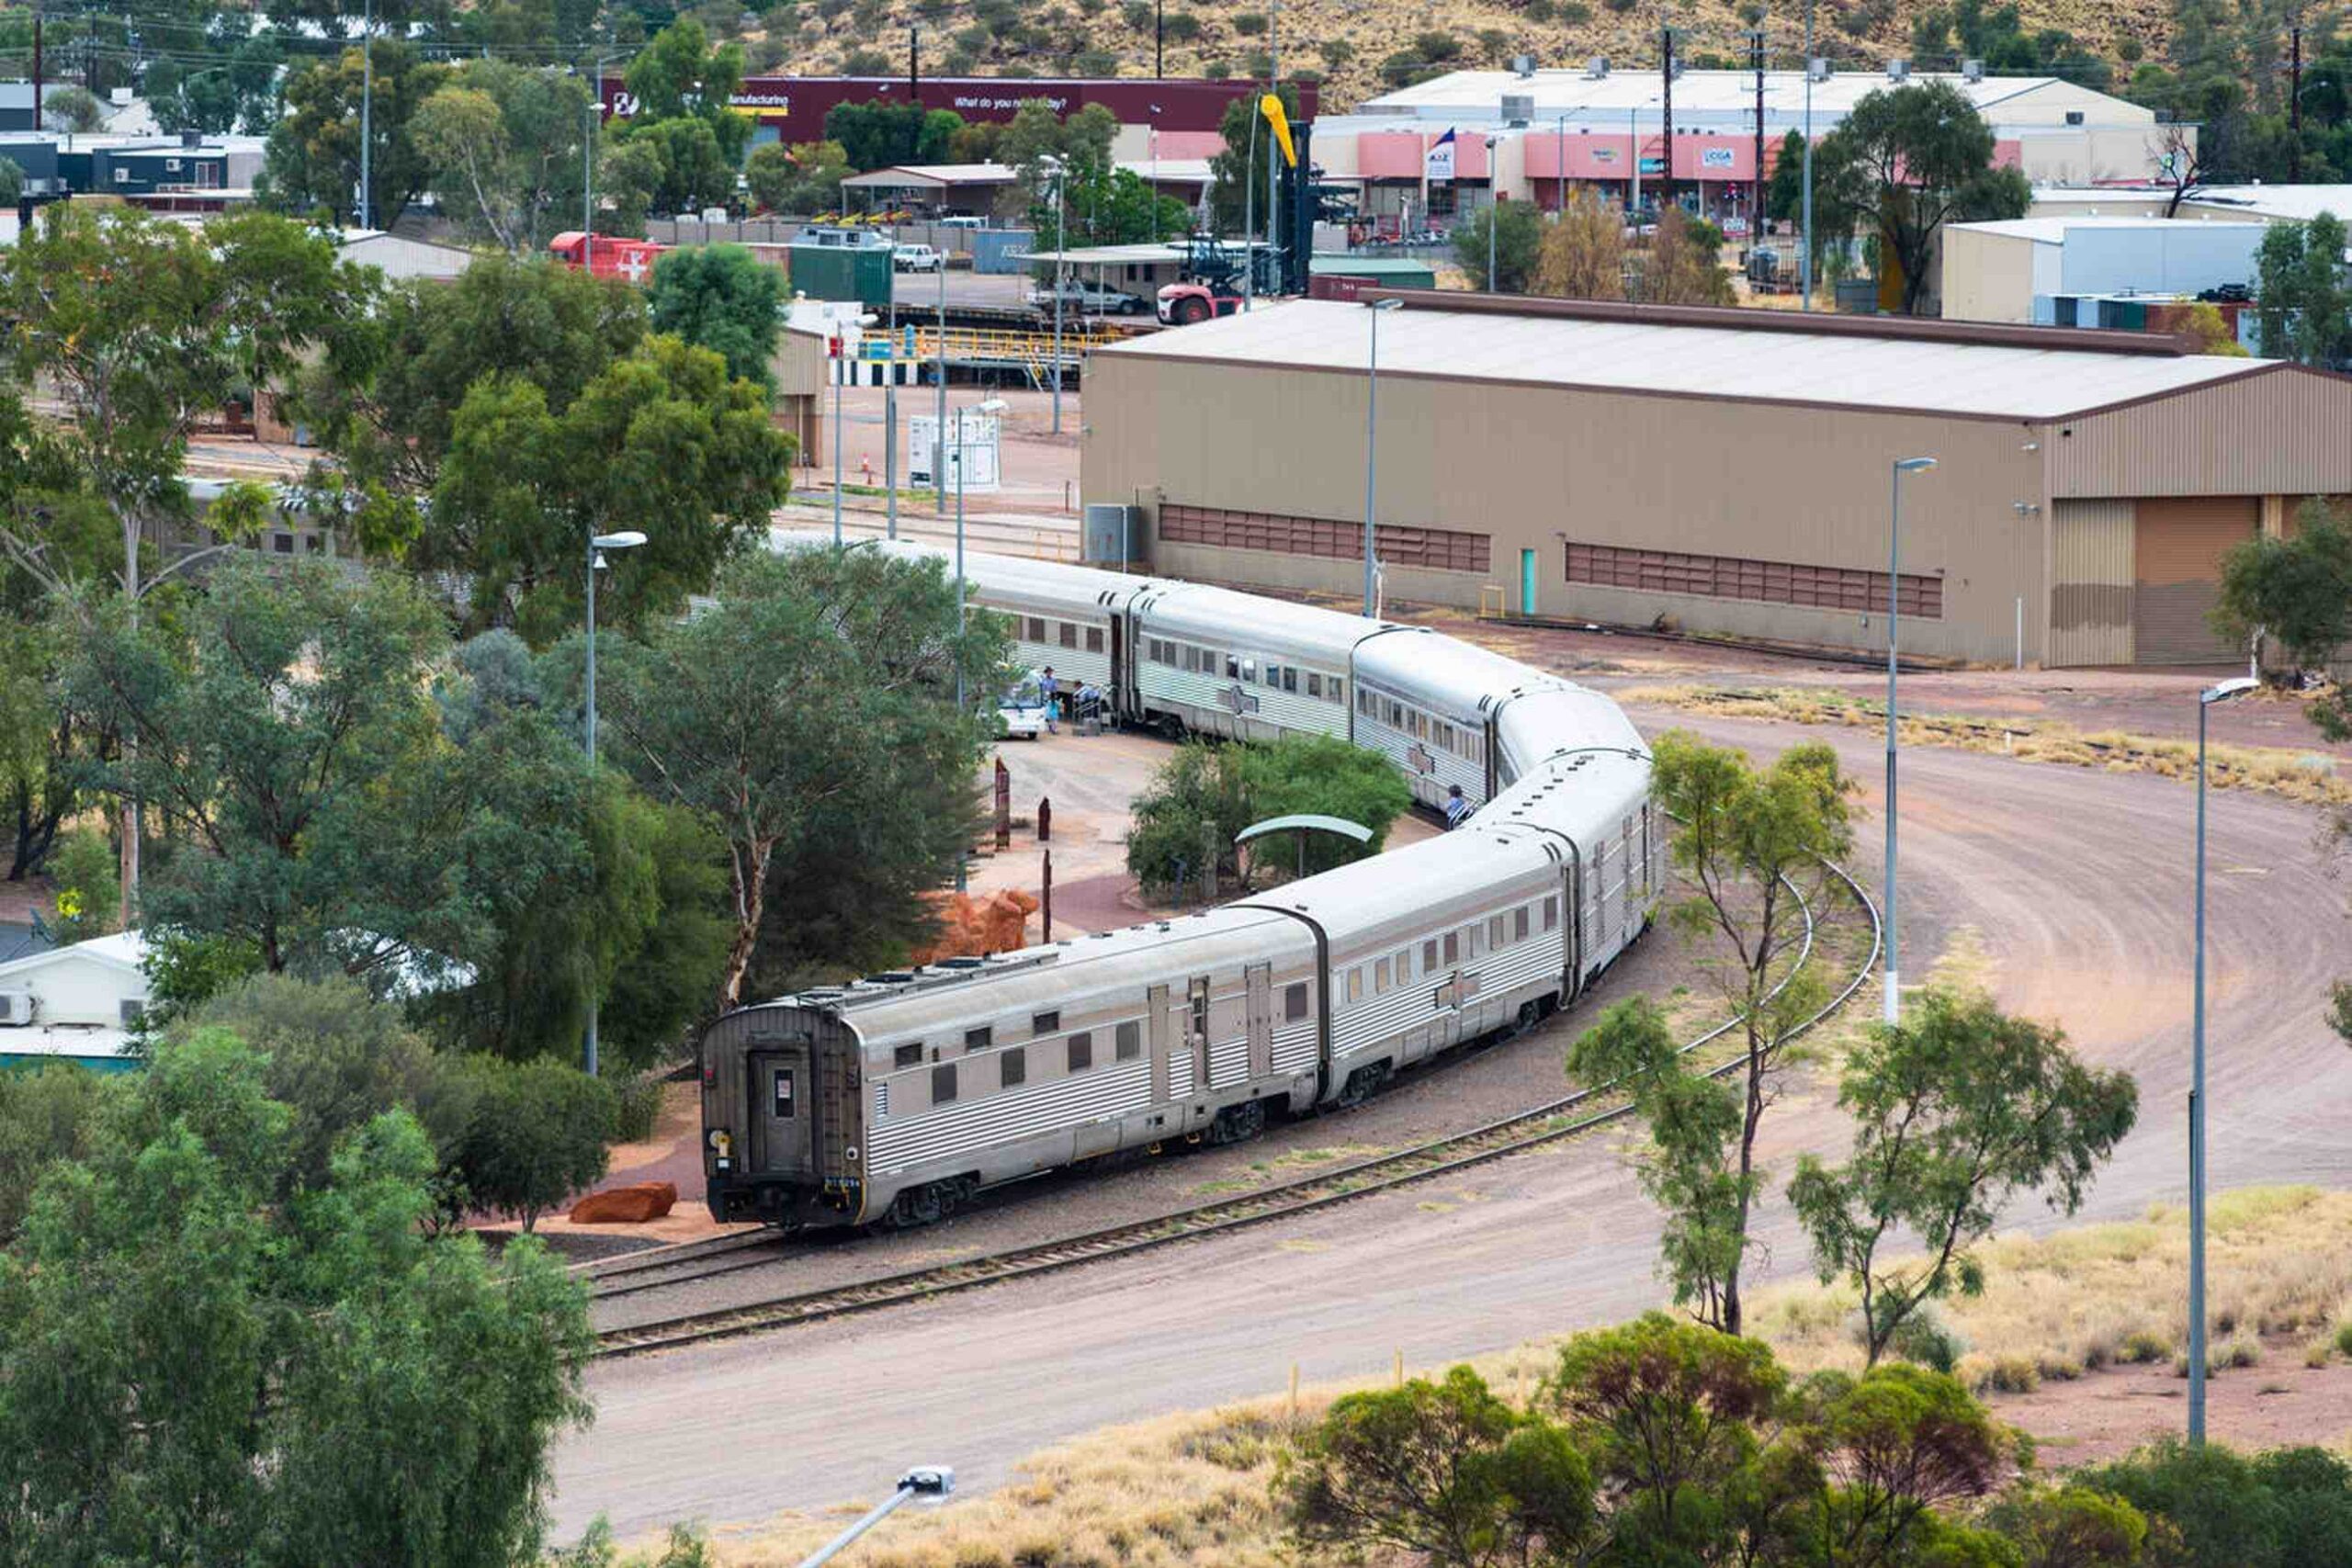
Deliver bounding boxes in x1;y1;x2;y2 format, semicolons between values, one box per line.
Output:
744;0;2171;116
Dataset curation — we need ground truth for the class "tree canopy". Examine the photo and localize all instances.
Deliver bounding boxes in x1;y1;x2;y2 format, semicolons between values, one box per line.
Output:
2253;213;2352;370
649;243;786;389
1453;200;1544;293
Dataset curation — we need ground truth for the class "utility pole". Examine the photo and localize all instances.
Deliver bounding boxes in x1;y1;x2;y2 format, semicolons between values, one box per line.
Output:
909;24;920;103
1266;2;1281;299
1155;0;1164;77
30;9;40;133
1750;29;1765;251
1659;25;1676;213
358;0;374;229
1801;0;1815;309
2290;24;2303;184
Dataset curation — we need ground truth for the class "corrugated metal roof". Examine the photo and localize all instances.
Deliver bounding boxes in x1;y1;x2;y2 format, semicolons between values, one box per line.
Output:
1093;299;2275;419
839;163;1022;187
1351;67;2137;121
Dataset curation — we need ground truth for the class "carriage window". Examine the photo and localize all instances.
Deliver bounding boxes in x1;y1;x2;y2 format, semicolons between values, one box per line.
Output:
1490;915;1507;947
1544;896;1558;931
1374;957;1391;992
1182;647;1199;672
1396;948;1411;979
932;1063;957;1103
1306;672;1322;698
1264;662;1280;687
1225;655;1240;679
1516;907;1531;940
1387;700;1405;727
1466;925;1482;958
1086;626;1104;653
1032;1010;1060;1035
1059;622;1079;649
1001;1047;1026;1089
894;1043;922;1069
1283;983;1308;1021
1284;669;1299;694
1026;616;1046;642
1241;659;1256;682
1329;678;1341;704
1442;933;1459;964
965;1025;992;1050
1347;967;1363;1003
1115;1020;1142;1058
1423;939;1438;970
1068;1032;1093;1071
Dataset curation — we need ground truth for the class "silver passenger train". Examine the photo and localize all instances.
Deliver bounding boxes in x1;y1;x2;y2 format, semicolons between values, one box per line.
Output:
699;538;1663;1229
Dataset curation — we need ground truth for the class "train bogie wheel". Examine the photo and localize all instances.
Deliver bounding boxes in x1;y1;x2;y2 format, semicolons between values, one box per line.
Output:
1208;1099;1267;1145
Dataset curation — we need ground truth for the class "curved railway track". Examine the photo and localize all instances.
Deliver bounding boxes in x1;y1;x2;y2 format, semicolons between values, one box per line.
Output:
595;861;1879;1359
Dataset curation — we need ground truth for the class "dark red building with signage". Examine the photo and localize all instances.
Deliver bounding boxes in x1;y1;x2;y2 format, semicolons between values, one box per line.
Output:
597;74;1317;140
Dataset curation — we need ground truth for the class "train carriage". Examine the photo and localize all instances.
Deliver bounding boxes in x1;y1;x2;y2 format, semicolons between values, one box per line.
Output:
1128;584;1387;744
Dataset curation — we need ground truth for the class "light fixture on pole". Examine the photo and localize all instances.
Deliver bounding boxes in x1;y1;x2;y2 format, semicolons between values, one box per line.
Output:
582;526;647;1078
954;396;1010;892
358;0;375;229
796;1466;955;1567
1882;456;1936;1029
1484;134;1501;291
2188;671;2257;1444
833;311;878;545
1801;0;1815;310
1361;297;1404;617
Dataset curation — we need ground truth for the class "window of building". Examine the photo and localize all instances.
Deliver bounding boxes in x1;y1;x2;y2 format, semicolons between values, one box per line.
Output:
894;1043;923;1069
932;1062;957;1103
1001;1047;1026;1089
1159;503;1491;573
965;1025;992;1050
1562;539;1944;619
1032;1010;1060;1036
1069;1032;1093;1071
1115;1020;1142;1059
1283;983;1308;1021
1026;616;1046;642
1086;626;1105;653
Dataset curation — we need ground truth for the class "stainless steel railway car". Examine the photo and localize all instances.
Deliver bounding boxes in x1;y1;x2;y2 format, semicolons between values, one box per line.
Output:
702;538;1661;1229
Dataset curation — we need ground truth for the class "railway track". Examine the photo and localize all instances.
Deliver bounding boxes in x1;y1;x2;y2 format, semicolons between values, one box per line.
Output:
595;861;1879;1359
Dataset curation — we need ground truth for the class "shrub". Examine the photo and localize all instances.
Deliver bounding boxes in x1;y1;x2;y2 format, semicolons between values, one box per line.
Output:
1231;10;1267;32
47;827;119;939
2304;1337;2335;1369
840;47;892;73
1883;1303;1967;1373
1524;0;1555;20
2120;1330;2170;1364
1413;28;1462;59
446;1055;616;1232
1320;38;1355;65
1120;0;1149;26
1557;1;1592;20
1161;12;1199;39
607;1072;665;1145
2221;1337;2261;1370
2335;1320;2352;1359
1982;1354;2040;1393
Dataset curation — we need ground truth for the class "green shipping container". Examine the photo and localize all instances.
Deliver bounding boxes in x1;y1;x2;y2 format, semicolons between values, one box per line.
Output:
788;242;894;309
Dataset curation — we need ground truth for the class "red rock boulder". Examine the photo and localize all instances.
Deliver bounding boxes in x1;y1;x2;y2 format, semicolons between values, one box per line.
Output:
568;1180;678;1224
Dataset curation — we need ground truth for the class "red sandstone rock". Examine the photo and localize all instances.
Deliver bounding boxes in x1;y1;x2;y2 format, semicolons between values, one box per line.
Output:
568;1180;678;1224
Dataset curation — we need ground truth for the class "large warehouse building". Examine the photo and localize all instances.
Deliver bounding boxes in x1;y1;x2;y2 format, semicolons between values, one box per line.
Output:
1080;297;2352;667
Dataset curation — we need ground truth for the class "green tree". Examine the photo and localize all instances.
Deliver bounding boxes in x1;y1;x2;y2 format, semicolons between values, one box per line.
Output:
1977;1484;2152;1568
823;98;965;170
260;41;452;228
1533;187;1628;300
1126;739;1256;897
0;1030;593;1563
1787;988;2138;1369
1628;733;1852;1337
0;156;20;207
41;84;104;133
0;603;102;883
411;61;593;254
650;243;786;389
596;138;667;234
1242;734;1413;876
746;139;850;213
1813;81;2033;314
182;973;451;1195
1453;199;1545;292
1277;1365;1598;1567
445;1053;616;1230
1127;733;1409;896
44;828;119;939
1803;1362;2018;1564
2253;213;2352;369
2074;1438;2304;1568
0;1063;114;1245
597;547;1008;1005
144;28;286;134
617;18;753;213
2211;500;2352;678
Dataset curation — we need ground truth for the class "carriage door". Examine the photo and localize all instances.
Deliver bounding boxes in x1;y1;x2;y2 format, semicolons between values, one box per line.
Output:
1148;982;1170;1102
747;1046;813;1174
1188;975;1213;1089
1108;607;1129;724
1245;963;1273;1080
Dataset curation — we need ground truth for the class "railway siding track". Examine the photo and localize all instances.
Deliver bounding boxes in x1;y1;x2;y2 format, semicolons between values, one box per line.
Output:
595;861;1878;1359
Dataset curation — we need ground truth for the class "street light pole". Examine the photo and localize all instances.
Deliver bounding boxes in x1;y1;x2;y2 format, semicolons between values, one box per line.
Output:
953;396;1008;892
358;0;374;228
1802;0;1815;310
1361;298;1402;616
834;311;878;544
1485;135;1499;291
1883;457;1936;1028
934;249;947;514
2190;672;2257;1444
797;1467;955;1567
582;527;646;1078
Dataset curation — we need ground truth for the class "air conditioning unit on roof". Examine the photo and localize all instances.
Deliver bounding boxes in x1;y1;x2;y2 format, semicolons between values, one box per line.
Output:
1886;58;1911;81
1807;57;1831;82
1962;57;1985;82
1585;55;1610;78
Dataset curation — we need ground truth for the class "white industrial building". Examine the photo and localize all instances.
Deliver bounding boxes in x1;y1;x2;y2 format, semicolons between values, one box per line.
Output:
1941;216;2266;324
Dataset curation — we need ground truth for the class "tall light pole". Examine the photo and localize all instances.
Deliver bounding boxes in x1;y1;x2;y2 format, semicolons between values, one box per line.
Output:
797;1467;955;1567
582;526;647;1078
1484;134;1500;291
583;51;627;273
934;243;948;514
1883;456;1936;1028
833;310;878;544
1801;0;1815;310
358;0;374;228
1361;297;1403;616
2189;672;2258;1444
1555;113;1567;215
953;396;1009;891
1043;153;1068;435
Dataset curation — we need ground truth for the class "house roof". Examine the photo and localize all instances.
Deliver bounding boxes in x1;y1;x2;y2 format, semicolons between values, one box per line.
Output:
0;930;147;983
1094;296;2280;421
839;163;1023;189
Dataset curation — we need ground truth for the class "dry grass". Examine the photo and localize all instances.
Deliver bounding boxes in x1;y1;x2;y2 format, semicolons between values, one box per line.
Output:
1747;1186;2352;1394
1619;684;2350;810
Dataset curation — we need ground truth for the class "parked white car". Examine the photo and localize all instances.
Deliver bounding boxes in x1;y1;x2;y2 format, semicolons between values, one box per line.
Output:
893;243;944;272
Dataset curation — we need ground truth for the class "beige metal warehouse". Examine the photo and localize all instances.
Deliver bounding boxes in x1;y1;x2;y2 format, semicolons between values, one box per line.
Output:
1080;296;2352;667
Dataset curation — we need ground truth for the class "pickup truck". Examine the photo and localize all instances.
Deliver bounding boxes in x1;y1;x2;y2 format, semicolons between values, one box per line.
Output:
1028;279;1145;315
893;244;944;272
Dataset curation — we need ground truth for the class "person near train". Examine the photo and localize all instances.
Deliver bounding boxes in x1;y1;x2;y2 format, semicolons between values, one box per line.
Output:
1444;784;1474;829
1038;666;1060;734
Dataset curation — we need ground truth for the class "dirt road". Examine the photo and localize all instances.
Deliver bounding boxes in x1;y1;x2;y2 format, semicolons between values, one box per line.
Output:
550;715;2350;1540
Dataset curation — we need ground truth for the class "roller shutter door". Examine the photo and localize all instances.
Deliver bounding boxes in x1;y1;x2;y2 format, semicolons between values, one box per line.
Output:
2132;497;2257;665
2049;500;2134;667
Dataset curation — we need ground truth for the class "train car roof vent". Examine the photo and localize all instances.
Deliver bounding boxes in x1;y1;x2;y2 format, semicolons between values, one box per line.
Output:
937;956;986;970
